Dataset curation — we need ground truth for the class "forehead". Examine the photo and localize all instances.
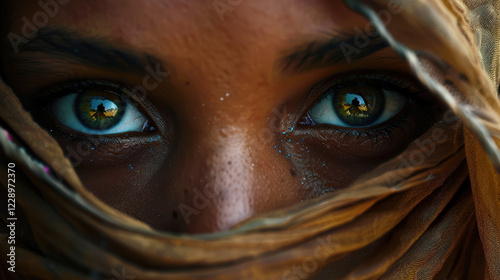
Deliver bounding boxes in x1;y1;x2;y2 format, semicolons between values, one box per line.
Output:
7;0;363;56
4;0;401;106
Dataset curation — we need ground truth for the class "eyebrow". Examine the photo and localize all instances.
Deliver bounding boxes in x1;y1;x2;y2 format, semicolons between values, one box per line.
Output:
276;32;389;75
4;27;164;76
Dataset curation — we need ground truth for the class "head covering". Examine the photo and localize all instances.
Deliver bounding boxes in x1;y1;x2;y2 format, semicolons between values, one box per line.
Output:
1;0;499;279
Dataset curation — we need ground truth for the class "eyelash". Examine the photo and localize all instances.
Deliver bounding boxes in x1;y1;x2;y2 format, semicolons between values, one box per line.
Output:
317;111;411;145
310;74;426;108
29;80;157;148
28;73;431;151
298;73;432;143
32;80;137;106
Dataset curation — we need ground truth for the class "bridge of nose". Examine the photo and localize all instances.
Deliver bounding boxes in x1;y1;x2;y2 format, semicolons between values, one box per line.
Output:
165;124;301;233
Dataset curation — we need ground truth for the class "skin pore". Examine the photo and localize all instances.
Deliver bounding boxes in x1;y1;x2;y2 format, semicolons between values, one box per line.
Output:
1;0;439;233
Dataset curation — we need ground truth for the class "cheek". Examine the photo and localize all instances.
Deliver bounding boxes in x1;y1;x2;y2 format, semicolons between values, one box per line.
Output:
282;135;379;194
282;119;435;192
66;137;171;207
281;101;437;192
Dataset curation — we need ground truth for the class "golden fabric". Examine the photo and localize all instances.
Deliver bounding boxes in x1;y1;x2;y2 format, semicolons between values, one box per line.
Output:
0;0;499;279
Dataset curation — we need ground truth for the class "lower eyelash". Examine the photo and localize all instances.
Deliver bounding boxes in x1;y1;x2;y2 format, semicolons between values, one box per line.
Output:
307;74;426;113
328;107;412;147
47;126;115;151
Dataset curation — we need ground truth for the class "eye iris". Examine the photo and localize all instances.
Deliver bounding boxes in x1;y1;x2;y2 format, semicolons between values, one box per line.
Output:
332;86;385;127
75;91;126;130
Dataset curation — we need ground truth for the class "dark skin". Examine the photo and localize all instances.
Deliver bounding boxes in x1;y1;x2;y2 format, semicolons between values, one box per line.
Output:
1;0;439;233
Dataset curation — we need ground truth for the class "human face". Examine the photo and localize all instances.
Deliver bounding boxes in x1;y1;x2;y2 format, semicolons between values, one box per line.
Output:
1;0;441;233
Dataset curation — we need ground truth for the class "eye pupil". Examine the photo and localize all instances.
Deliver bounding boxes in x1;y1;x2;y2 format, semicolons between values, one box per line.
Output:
332;86;385;127
76;91;125;130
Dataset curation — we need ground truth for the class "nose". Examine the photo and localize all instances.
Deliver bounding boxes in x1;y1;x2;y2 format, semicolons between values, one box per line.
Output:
163;124;301;233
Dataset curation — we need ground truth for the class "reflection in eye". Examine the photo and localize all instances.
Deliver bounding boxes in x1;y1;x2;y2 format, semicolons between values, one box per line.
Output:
50;88;151;135
309;85;407;128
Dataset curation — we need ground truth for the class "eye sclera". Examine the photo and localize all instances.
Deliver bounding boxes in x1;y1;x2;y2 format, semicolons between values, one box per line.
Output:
40;80;159;137
297;72;425;131
309;86;408;129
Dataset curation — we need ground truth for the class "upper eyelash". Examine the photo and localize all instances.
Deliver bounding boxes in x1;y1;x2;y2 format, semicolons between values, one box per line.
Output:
27;79;158;138
23;80;134;111
28;79;151;118
297;73;430;142
44;80;131;100
301;73;433;123
313;74;423;106
322;107;413;146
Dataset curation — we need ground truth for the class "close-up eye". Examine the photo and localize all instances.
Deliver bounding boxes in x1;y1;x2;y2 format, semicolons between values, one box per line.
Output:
291;73;437;163
52;91;147;135
308;81;407;128
37;81;156;136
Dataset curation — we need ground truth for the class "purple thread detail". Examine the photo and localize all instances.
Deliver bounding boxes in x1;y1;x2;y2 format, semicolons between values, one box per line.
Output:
43;166;50;173
2;129;12;141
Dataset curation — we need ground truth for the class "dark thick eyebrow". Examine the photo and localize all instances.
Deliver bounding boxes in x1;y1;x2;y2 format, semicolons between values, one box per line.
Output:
4;27;164;76
276;32;389;75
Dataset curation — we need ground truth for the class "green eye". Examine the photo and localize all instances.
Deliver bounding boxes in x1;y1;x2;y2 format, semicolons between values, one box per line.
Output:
309;80;408;128
76;91;126;130
50;87;151;136
332;86;385;127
